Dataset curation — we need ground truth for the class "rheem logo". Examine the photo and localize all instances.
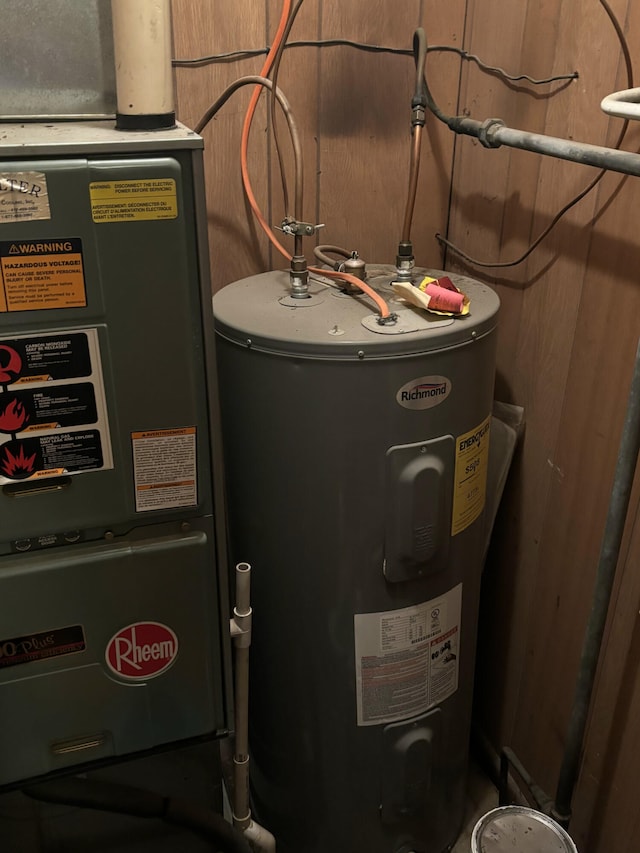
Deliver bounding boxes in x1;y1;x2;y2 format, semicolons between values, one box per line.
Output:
105;622;178;681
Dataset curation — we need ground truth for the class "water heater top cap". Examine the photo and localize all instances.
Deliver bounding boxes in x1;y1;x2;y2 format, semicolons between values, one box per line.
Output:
213;267;500;359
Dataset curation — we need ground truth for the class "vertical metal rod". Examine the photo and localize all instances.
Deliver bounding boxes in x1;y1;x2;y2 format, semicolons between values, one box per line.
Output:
553;338;640;826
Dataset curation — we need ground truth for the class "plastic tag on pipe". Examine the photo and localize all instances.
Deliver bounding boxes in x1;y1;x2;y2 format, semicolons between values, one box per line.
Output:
392;275;469;316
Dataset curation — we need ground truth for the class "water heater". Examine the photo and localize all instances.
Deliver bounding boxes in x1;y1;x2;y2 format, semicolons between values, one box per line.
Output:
0;122;230;788
213;267;499;852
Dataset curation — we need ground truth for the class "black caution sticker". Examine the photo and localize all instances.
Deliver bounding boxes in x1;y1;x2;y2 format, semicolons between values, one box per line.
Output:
0;332;91;386
0;430;104;481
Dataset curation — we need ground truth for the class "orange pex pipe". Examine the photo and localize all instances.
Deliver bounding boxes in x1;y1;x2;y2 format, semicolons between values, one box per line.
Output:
240;0;291;259
239;0;391;320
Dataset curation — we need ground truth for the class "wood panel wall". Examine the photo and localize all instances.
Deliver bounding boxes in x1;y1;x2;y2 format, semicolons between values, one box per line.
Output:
171;2;640;850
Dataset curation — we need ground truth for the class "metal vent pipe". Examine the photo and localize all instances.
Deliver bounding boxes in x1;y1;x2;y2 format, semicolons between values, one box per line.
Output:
111;0;175;130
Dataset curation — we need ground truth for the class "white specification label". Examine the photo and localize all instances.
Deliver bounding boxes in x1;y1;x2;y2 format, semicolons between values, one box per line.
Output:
132;427;197;512
354;583;462;726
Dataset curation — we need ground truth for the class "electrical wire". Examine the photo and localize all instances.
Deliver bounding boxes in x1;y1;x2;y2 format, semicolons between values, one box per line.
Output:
435;0;633;268
174;42;578;86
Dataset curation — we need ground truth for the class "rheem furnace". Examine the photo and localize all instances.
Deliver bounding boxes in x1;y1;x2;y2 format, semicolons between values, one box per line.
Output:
0;122;231;788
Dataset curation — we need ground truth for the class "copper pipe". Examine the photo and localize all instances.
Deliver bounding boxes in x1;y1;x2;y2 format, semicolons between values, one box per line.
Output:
401;124;423;243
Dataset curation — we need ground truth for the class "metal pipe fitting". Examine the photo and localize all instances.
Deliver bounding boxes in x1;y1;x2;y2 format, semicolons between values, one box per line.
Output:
289;255;310;298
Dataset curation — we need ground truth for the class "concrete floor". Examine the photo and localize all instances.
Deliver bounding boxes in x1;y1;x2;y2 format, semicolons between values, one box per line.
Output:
451;762;499;852
0;749;498;852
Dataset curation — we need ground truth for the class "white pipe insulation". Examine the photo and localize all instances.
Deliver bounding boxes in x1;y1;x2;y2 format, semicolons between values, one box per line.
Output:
601;86;640;120
111;0;175;129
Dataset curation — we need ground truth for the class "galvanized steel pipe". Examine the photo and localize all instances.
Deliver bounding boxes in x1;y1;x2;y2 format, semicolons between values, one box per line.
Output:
447;116;640;178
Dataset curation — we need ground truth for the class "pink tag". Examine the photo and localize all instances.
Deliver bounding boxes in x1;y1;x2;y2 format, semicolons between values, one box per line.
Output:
424;282;464;313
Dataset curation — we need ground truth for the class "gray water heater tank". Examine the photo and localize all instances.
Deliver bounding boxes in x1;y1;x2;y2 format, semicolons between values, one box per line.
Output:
213;266;500;853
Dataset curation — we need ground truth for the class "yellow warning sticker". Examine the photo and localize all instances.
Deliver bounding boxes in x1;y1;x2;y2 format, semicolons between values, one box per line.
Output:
0;239;86;312
89;179;178;223
452;414;491;536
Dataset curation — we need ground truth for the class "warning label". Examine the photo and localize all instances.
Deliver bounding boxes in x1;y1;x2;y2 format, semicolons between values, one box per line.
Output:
89;179;178;223
354;584;462;726
132;427;197;512
1;383;98;433
0;332;91;385
0;430;104;481
0;625;85;669
0;329;113;483
0;238;86;312
452;414;491;536
0;172;50;224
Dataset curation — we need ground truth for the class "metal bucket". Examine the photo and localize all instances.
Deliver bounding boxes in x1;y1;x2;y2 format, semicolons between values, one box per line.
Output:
471;806;578;853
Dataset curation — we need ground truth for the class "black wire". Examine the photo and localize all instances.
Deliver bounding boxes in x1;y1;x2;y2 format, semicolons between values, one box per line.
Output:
436;0;633;268
173;41;578;86
434;45;578;85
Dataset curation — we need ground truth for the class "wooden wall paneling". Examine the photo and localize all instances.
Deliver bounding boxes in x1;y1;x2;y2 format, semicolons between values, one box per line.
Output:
449;0;569;749
265;0;321;271
414;1;468;270
571;468;640;849
316;0;422;266
500;0;629;791
502;0;640;806
543;158;640;850
172;0;271;291
552;6;640;841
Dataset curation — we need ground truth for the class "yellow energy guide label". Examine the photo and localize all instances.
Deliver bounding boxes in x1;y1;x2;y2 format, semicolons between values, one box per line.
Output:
89;179;178;223
452;413;491;536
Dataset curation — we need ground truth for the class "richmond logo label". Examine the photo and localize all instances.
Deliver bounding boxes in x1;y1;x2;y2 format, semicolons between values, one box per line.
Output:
396;375;452;410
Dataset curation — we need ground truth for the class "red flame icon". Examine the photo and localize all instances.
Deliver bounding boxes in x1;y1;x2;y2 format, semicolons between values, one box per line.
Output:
0;398;29;433
0;346;22;385
0;443;37;478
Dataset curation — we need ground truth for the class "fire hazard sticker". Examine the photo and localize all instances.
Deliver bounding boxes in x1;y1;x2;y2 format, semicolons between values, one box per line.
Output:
0;172;50;224
452;414;491;536
354;584;462;726
132;427;197;512
105;622;179;681
89;179;178;223
0;238;86;312
0;329;113;483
